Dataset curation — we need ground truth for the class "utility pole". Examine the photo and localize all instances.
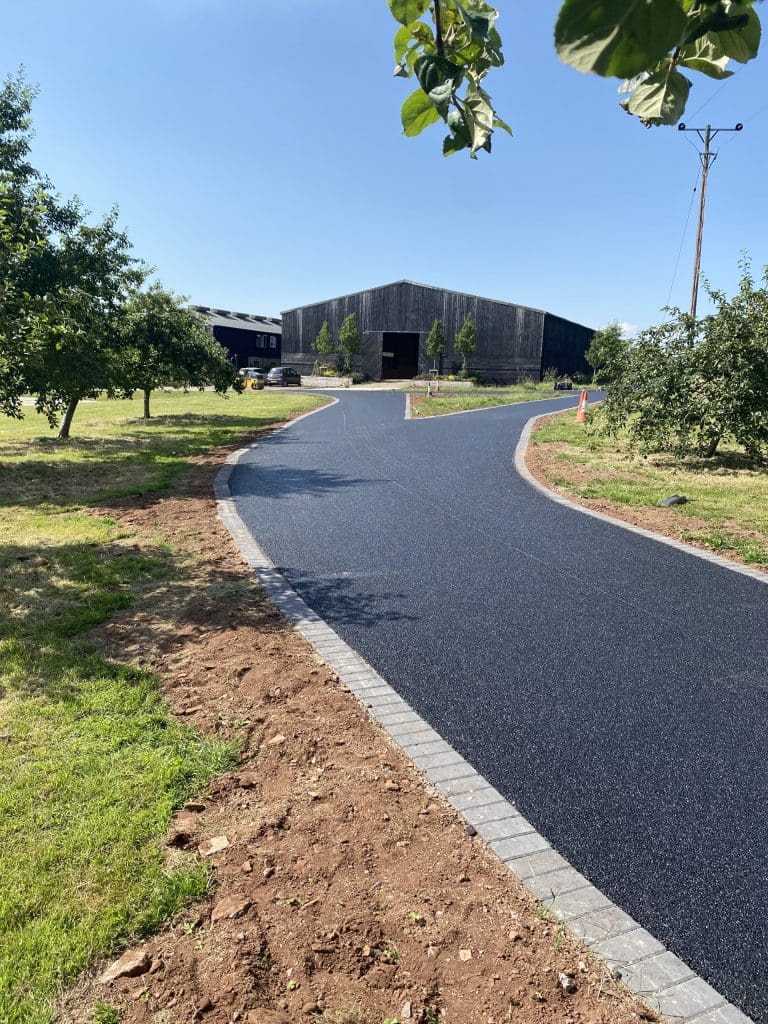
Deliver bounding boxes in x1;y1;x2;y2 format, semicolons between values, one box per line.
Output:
678;122;742;318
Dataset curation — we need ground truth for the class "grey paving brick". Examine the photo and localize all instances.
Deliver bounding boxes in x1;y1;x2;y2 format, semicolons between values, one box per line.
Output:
448;786;506;812
618;951;695;995
566;905;638;946
475;814;532;842
373;710;423;728
352;684;393;699
420;760;475;783
385;720;435;740
464;799;522;827
404;738;454;757
591;928;665;965
526;867;591;901
475;815;528;843
505;848;569;882
491;831;550;861
436;775;491;797
363;693;406;709
680;1004;753;1024
543;885;612;921
649;977;725;1021
411;749;465;770
399;731;446;750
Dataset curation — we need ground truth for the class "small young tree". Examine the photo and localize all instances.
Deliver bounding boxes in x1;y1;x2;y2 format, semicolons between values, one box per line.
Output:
313;320;335;360
338;313;360;375
585;322;629;383
454;313;477;377
426;318;445;373
123;285;241;418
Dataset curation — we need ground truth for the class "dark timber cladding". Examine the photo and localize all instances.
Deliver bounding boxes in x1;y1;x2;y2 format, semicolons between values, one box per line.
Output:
281;281;592;383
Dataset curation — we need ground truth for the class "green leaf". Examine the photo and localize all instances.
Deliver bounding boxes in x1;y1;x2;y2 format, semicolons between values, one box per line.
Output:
462;82;494;155
455;2;498;41
414;55;463;95
394;24;414;64
623;67;691;125
711;1;761;62
493;116;513;135
387;0;429;27
555;0;688;78
679;34;735;78
401;89;440;137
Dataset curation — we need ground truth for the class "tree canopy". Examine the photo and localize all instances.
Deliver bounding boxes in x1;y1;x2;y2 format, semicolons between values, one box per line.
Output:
602;264;768;459
387;0;762;157
123;285;241;419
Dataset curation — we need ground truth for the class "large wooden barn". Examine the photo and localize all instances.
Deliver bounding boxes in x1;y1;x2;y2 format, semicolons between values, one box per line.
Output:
281;281;593;382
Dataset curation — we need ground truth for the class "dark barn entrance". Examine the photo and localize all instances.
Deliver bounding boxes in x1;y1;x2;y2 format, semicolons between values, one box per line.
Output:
381;332;419;379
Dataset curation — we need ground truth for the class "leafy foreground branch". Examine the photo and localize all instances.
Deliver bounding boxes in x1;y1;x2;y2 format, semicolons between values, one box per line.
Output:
387;0;762;157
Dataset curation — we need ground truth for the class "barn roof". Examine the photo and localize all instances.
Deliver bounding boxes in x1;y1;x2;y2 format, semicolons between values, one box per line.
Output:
281;280;546;316
191;306;282;334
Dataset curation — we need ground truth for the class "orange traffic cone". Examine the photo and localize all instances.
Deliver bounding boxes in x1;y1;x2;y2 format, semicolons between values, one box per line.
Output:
575;389;588;423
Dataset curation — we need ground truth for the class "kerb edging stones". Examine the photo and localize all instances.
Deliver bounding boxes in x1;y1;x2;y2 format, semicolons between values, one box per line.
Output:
214;396;755;1024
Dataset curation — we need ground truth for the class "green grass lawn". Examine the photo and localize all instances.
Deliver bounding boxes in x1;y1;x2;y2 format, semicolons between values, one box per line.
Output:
410;383;577;417
0;389;326;1024
531;412;768;567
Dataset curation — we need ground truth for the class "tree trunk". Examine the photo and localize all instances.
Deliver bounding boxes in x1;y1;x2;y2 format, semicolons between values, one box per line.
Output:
143;388;151;419
57;397;79;439
705;432;721;457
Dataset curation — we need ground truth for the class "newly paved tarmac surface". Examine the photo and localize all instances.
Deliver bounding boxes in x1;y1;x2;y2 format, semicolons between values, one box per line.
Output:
231;392;768;1021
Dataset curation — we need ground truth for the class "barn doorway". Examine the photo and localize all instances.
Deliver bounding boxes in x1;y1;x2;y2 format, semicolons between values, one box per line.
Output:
381;332;420;379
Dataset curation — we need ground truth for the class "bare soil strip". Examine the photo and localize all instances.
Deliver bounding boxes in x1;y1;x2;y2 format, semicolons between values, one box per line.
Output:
61;442;646;1024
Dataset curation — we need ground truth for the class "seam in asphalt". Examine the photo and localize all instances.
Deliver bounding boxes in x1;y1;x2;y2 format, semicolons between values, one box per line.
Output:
214;395;755;1024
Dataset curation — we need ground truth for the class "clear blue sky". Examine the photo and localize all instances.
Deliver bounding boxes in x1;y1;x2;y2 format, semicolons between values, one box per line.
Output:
3;0;768;333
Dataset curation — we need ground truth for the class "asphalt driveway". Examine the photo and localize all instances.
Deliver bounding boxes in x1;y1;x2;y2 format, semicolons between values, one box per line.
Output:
230;392;768;1022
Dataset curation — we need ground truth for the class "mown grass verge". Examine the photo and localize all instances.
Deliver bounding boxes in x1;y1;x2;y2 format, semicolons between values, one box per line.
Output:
410;384;574;418
530;410;768;568
0;389;327;1024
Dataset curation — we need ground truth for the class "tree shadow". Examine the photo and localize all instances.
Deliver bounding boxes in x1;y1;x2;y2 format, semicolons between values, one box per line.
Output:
230;463;383;501
652;449;767;475
280;571;419;628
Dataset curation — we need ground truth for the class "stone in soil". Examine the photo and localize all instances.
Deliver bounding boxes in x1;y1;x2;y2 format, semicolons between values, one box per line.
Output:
98;948;151;984
211;894;252;923
198;835;229;857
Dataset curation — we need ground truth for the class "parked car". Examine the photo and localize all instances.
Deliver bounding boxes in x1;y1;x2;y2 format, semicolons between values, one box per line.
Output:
239;368;266;389
266;367;302;387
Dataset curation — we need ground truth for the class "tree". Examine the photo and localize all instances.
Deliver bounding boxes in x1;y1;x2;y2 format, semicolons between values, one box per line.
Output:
426;318;445;372
123;285;241;419
313;320;336;361
23;210;147;438
602;265;768;459
387;0;762;157
585;322;629;384
0;72;80;421
454;313;476;376
338;314;361;375
0;72;145;438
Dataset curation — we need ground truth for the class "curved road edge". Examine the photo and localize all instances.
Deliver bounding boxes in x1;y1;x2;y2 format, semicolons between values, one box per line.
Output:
515;410;768;588
212;394;755;1024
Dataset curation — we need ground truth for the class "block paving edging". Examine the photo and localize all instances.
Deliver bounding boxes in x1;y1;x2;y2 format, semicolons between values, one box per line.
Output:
514;411;768;588
213;398;754;1024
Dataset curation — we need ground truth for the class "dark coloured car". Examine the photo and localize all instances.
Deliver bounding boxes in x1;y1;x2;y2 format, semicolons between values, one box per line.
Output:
266;367;302;387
